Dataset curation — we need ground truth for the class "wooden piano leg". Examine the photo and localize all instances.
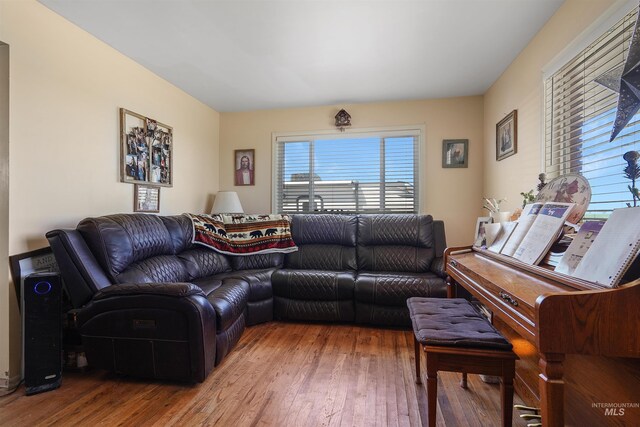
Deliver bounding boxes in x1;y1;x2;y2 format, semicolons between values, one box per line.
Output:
539;353;565;427
446;276;456;298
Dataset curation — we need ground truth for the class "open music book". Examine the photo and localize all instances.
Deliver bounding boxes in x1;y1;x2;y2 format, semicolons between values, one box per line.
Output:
513;202;575;265
501;203;544;257
573;207;640;288
488;222;518;254
554;220;605;276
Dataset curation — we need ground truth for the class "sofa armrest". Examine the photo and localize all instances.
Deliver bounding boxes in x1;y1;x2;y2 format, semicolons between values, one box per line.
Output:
46;228;113;308
429;256;446;279
429;219;447;279
433;220;447;258
93;282;205;300
77;282;216;382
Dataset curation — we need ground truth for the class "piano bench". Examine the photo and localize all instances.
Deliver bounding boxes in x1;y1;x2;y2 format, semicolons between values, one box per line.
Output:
407;297;518;427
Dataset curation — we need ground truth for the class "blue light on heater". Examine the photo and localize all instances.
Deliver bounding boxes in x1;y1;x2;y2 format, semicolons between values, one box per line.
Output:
34;281;52;295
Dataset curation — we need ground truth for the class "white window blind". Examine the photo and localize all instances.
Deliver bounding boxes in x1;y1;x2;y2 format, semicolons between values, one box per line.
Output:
544;6;640;218
273;130;420;214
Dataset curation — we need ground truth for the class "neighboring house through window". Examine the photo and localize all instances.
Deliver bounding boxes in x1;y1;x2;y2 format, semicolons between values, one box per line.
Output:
272;127;421;214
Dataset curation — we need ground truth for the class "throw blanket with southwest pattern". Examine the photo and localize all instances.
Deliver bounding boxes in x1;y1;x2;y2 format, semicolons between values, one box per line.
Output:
190;213;298;255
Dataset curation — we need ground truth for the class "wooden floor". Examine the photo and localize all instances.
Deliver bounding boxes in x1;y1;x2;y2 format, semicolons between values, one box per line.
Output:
0;322;530;426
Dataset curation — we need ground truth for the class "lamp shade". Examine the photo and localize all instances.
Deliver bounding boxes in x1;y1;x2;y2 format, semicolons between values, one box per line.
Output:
211;191;244;214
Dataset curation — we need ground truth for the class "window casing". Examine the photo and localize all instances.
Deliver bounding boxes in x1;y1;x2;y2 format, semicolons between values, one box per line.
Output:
544;5;640;218
272;128;421;214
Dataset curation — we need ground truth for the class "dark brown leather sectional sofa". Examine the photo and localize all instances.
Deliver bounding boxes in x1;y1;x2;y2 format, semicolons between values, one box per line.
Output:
46;213;447;383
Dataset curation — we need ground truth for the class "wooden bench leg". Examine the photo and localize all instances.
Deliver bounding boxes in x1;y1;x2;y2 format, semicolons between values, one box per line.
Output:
460;372;468;389
414;336;422;385
501;360;516;427
426;353;438;427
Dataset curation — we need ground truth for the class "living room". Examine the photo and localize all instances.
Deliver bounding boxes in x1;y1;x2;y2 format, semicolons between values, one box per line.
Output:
1;0;639;425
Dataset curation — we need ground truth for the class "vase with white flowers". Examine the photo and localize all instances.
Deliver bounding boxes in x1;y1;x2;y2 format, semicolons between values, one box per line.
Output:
483;197;511;223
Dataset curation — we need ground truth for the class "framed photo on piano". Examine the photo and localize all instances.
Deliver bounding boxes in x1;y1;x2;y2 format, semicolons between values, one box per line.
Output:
473;216;493;247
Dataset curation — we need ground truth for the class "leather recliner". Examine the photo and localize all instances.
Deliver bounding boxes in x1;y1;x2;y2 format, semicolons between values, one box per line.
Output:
46;213;282;382
272;214;358;322
354;214;448;325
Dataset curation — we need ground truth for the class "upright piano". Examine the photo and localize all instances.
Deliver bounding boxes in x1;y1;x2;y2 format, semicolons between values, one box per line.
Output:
445;246;640;427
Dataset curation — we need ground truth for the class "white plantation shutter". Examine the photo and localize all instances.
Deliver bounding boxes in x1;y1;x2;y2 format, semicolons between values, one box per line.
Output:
544;6;640;218
273;129;420;214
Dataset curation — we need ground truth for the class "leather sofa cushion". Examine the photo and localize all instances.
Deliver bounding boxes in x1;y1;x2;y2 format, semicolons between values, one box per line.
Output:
355;272;447;306
214;268;276;302
215;312;246;365
179;247;232;279
355;302;412;327
357;214;436;272
198;278;250;332
230;253;284;270
78;214;173;278
285;244;357;271
116;255;189;284
357;246;434;273
274;297;355;322
192;277;223;296
272;269;355;301
291;214;357;245
161;214;194;254
358;214;434;246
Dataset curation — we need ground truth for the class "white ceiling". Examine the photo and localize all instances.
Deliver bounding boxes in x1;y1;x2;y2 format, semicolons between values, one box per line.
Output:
39;0;564;112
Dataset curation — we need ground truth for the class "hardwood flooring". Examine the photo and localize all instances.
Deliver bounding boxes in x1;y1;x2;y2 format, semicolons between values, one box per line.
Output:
0;322;530;426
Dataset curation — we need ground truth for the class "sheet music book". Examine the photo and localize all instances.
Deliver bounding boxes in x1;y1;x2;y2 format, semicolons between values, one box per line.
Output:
573;207;640;287
554;220;605;276
484;223;502;247
501;203;544;257
488;222;518;254
513;202;575;265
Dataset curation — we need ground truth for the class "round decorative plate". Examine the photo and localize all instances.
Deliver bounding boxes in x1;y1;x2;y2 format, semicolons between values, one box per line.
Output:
535;173;591;224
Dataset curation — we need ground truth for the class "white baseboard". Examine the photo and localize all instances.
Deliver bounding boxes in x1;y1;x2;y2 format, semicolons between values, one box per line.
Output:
0;374;22;395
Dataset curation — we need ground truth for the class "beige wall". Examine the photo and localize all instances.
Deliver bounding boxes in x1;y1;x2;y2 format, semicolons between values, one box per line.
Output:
0;1;219;386
220;97;484;247
483;0;618;211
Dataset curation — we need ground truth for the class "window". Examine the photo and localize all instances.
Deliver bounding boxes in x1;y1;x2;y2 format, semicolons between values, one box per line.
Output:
272;128;421;214
544;6;640;218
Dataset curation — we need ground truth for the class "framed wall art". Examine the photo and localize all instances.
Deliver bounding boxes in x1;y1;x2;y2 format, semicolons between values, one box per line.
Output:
134;184;160;213
442;139;468;168
120;108;173;187
496;110;517;161
234;149;255;186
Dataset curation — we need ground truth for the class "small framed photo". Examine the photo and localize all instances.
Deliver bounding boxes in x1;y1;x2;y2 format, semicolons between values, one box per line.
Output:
134;184;160;213
234;149;255;186
473;216;493;247
496;110;517;161
442;139;468;168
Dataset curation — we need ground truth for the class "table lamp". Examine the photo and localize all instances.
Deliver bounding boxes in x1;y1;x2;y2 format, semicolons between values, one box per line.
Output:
211;191;244;214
